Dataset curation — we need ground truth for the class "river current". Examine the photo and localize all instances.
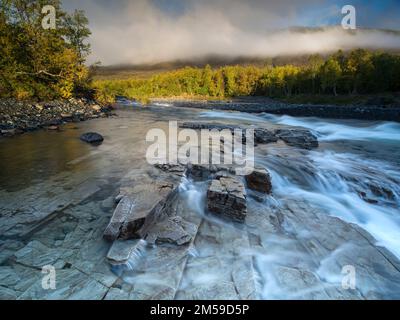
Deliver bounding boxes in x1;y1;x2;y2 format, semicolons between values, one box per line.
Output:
0;103;399;299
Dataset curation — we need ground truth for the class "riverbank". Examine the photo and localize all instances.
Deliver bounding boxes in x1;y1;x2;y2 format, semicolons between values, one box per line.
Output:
0;98;113;138
151;97;400;122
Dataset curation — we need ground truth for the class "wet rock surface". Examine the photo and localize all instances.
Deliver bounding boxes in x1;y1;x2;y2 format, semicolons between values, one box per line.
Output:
275;128;319;150
245;168;272;194
103;180;177;241
1;105;400;300
180;121;319;149
254;128;279;144
80;132;104;144
145;216;195;246
207;176;247;223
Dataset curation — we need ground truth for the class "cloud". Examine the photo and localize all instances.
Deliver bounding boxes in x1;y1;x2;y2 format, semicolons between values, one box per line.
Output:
63;0;400;65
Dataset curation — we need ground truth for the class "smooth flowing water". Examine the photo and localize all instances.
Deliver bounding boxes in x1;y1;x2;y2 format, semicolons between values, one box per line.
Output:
203;111;400;255
1;104;399;299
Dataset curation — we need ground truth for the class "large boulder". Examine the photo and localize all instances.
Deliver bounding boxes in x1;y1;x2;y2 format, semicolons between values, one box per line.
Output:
207;176;247;223
245;168;272;194
275;129;318;150
80;132;104;144
103;181;177;241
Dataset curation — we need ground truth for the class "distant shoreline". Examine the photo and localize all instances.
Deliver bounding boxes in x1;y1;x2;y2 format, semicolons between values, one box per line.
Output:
150;96;400;122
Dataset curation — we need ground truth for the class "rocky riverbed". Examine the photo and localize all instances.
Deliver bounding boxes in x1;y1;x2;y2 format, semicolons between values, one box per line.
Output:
0;98;113;137
0;103;400;300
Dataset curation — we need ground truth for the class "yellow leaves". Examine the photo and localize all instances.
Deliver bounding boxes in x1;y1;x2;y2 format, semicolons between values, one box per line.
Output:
15;88;33;100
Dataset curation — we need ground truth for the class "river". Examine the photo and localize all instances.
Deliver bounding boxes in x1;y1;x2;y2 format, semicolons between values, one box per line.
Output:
0;104;399;299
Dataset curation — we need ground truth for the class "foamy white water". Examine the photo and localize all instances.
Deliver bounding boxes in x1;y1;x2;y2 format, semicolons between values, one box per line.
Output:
199;109;400;259
200;110;400;142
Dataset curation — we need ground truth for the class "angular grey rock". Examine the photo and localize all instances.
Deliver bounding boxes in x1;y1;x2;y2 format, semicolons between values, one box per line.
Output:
180;122;238;132
245;168;272;194
146;216;195;246
103;181;177;241
207;176;247;222
154;164;186;177
186;163;214;180
275;128;319;149
181;122;279;145
254;128;279;144
106;239;145;265
80;132;104;144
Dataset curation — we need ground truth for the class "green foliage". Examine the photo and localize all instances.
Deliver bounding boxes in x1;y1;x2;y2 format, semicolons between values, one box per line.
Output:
320;58;342;95
95;49;400;104
0;0;91;100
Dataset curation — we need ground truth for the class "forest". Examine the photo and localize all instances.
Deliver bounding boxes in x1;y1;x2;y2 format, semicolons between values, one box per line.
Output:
93;49;400;104
0;0;91;100
1;1;399;105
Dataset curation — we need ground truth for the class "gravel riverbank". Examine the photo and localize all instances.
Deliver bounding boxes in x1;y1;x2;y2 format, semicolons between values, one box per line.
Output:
0;98;113;137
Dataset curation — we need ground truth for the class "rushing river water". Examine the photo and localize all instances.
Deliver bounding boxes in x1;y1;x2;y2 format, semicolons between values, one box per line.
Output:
0;104;399;299
200;110;400;257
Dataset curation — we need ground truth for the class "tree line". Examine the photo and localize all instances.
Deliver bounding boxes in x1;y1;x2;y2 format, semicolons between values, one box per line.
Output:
0;0;91;100
94;49;400;104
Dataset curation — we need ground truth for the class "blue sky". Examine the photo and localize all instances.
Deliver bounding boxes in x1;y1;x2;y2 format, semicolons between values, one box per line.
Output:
65;0;400;30
148;0;400;29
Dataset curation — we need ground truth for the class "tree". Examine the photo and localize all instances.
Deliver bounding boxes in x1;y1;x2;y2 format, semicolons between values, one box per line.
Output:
202;64;215;96
320;58;342;96
63;9;91;63
0;0;92;100
213;70;225;98
308;54;323;94
345;49;372;94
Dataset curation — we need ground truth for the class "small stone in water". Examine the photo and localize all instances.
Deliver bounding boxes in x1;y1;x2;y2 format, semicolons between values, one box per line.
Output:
80;132;104;144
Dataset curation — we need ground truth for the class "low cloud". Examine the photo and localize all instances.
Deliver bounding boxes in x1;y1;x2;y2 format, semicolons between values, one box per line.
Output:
63;0;400;65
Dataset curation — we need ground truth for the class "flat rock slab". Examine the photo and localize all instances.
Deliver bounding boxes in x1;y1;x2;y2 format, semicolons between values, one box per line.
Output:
106;239;145;265
103;180;177;241
105;193;203;301
146;216;196;246
207;176;247;222
176;221;258;300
